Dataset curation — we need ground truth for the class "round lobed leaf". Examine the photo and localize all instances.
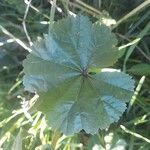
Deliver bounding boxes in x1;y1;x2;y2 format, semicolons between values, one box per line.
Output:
23;15;135;135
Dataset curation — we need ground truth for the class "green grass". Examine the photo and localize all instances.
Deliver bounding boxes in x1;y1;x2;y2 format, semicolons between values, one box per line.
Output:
0;0;150;149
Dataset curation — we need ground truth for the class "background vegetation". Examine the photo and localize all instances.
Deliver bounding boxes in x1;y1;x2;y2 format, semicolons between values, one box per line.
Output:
0;0;150;149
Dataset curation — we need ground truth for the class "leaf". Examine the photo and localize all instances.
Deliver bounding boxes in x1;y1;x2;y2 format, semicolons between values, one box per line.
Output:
12;129;22;150
128;63;150;76
23;15;135;135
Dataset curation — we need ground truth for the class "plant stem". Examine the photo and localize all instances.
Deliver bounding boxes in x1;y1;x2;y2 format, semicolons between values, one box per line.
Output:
127;76;146;113
49;0;57;32
120;125;150;143
113;0;150;29
62;0;69;14
75;0;103;16
0;25;32;52
123;21;150;72
23;0;33;46
51;129;61;150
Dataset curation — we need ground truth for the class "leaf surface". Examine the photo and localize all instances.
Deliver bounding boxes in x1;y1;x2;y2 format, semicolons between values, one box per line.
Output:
128;63;150;75
23;15;134;135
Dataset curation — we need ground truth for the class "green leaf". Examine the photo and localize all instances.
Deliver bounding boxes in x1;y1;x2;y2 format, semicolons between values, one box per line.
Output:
12;129;22;150
128;63;150;76
23;15;135;135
